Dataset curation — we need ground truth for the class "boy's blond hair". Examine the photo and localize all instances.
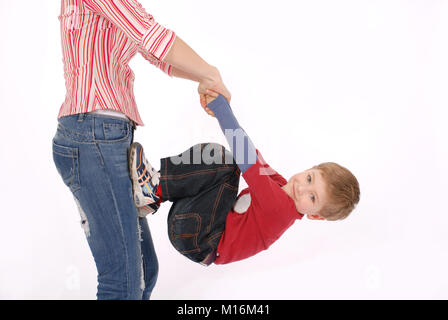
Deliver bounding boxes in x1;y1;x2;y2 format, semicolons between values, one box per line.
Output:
313;162;360;221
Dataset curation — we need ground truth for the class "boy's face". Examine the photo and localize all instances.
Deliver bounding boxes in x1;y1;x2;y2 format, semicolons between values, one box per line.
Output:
282;169;329;220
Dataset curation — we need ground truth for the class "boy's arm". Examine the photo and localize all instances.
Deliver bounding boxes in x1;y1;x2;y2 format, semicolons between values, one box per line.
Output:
206;95;258;173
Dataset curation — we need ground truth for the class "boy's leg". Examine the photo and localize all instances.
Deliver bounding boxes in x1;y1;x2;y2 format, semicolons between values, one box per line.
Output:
159;143;236;201
157;142;240;265
129;142;237;217
166;160;240;265
129;141;241;264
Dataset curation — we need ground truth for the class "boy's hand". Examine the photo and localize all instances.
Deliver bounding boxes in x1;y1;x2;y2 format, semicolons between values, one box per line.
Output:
199;90;219;117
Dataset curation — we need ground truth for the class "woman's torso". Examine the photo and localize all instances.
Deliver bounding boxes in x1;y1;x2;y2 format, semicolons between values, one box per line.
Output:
57;0;175;126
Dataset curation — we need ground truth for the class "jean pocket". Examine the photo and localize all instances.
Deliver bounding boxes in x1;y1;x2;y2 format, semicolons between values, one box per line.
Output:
169;213;201;254
102;122;129;141
52;141;81;193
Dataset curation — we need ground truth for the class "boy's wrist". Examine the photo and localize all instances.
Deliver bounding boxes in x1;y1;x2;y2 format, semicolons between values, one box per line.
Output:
205;94;218;105
206;94;227;113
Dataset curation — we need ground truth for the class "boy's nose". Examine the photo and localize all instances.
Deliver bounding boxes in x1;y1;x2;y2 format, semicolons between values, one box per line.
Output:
297;184;309;195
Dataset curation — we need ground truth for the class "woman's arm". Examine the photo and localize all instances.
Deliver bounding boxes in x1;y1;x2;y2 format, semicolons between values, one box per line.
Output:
82;0;230;110
169;67;202;82
163;37;231;111
164;37;215;83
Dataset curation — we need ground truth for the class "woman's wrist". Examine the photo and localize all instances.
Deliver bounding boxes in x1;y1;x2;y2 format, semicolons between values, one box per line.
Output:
170;64;219;84
201;65;220;83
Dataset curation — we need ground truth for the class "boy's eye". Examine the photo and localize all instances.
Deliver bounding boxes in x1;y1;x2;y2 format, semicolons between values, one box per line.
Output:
311;195;316;202
307;174;312;183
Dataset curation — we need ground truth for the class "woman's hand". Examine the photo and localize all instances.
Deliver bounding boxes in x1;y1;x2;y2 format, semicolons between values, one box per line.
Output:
197;67;231;117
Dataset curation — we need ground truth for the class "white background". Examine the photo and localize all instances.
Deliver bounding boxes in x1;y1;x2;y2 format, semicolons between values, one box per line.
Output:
0;0;447;299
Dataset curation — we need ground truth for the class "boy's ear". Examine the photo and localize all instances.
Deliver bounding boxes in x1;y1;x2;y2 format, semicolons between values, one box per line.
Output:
307;214;326;221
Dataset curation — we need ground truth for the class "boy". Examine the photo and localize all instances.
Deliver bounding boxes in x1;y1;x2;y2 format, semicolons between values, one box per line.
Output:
128;94;360;265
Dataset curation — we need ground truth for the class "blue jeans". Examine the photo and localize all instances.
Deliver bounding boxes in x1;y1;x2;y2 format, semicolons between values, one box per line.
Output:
52;113;158;300
160;143;241;265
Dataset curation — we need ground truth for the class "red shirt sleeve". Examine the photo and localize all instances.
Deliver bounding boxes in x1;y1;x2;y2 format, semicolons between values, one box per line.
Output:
255;151;288;186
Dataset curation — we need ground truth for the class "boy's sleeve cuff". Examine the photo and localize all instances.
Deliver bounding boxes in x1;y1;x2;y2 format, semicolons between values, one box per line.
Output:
207;94;229;115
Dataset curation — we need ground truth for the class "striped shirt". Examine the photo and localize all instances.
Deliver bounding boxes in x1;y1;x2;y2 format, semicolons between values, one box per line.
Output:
58;0;177;126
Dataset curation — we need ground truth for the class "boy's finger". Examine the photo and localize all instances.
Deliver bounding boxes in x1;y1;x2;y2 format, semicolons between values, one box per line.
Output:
200;94;207;108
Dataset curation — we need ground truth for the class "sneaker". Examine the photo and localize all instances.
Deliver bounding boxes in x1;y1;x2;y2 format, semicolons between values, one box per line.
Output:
128;142;161;215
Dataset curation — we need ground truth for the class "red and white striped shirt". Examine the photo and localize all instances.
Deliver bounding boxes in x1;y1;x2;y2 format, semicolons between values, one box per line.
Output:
58;0;176;126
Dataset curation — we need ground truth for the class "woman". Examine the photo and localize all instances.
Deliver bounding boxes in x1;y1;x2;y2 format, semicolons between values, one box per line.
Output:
52;0;230;300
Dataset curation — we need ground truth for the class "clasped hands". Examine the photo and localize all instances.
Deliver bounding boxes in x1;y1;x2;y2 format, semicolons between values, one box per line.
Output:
197;68;230;117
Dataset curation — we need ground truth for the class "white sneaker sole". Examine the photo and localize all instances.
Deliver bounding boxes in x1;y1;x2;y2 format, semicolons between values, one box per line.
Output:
128;142;147;208
137;205;156;217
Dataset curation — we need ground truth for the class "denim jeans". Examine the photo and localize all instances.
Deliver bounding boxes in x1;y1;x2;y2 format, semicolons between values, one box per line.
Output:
52;113;158;300
160;143;241;265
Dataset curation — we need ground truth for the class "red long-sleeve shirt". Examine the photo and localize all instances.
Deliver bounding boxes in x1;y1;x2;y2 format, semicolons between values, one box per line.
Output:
214;152;304;264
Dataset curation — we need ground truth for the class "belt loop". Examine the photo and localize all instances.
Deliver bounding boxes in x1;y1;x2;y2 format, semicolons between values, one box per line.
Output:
77;113;86;122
